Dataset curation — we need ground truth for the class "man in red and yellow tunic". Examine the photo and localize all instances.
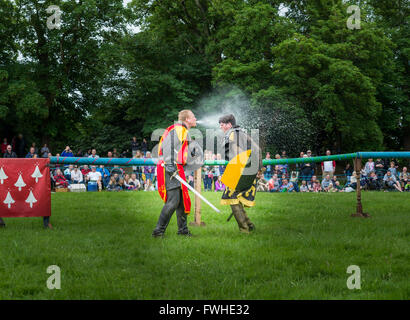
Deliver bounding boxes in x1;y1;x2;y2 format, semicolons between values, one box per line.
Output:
152;110;197;237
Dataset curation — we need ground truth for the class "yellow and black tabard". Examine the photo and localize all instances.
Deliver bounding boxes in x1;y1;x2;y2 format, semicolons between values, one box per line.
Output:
220;125;262;207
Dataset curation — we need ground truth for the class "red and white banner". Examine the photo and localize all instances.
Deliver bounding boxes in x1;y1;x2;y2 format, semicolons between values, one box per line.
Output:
0;158;51;217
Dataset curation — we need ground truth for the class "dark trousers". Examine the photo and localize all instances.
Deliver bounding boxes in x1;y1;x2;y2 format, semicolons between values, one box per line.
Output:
152;188;188;235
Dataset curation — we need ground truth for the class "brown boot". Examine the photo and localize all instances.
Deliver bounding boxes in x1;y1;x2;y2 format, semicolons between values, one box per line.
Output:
231;204;249;233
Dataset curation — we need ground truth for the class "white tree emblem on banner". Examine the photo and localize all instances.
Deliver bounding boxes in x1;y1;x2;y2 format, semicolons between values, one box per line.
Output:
0;167;8;184
31;164;43;183
14;172;26;191
3;189;15;209
25;188;37;208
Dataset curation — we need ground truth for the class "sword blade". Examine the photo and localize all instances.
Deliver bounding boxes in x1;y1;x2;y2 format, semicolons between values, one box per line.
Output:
174;174;221;213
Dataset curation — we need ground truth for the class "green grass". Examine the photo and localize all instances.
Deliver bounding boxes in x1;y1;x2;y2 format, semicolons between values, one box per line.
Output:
0;191;409;299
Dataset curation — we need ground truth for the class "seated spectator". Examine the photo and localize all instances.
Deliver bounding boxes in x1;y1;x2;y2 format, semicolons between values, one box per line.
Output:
143;178;153;191
333;181;343;192
97;165;110;188
70;166;83;184
375;158;385;180
348;172;358;190
367;171;381;191
111;165;124;178
81;165;91;177
399;167;408;189
128;173;141;190
61;146;74;157
40;144;50;158
268;174;280;192
86;166;102;191
321;174;332;192
107;176;122;191
215;176;225;192
64;165;74;183
383;171;402;192
289;171;300;192
364;158;375;176
344;163;354;183
312;180;322;192
54;169;68;189
123;174;134;190
25;147;37;158
387;161;398;179
308;175;319;192
273;165;282;177
3;145;17;158
256;174;269;192
300;180;309;192
88;149;99;159
279;178;294;192
113;148;120;158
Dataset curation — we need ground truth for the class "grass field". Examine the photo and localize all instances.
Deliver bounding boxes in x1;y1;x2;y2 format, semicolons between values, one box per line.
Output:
0;191;408;300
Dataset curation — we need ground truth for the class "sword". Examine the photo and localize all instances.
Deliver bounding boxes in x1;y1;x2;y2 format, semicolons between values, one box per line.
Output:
172;173;221;213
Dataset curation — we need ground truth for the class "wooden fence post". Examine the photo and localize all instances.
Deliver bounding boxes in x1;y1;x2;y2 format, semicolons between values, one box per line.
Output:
351;157;370;218
190;168;206;226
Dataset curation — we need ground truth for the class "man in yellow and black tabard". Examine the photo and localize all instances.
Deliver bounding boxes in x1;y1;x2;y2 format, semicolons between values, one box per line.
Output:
219;114;263;233
152;110;197;237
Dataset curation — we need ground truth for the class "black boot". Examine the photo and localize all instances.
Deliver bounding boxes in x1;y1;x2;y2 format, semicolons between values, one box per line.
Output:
0;218;5;228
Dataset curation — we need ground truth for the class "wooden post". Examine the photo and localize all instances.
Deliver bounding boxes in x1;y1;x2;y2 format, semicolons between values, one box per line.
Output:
351;157;370;218
190;168;206;226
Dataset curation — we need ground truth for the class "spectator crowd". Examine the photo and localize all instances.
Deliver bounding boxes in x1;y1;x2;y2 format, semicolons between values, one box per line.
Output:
2;135;409;193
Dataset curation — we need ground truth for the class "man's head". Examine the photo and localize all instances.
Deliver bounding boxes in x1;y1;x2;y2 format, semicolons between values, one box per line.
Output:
6;145;12;152
218;114;236;133
387;171;391;176
132;136;136;141
326;174;330;180
312;175;317;181
178;110;196;129
326;150;331;156
92;149;97;155
403;167;407;172
91;166;96;172
107;151;113;158
300;152;304;158
30;147;35;154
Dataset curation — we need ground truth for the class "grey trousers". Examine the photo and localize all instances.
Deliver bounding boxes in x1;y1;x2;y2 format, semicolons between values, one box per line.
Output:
152;188;189;235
